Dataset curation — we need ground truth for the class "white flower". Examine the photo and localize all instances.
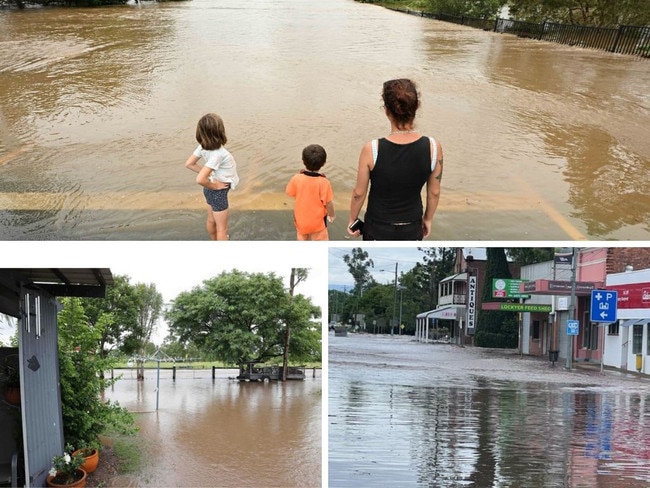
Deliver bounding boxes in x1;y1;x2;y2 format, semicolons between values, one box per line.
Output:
63;453;71;464
49;467;57;477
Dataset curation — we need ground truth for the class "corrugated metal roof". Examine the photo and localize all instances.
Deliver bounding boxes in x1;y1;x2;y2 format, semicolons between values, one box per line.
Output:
0;269;113;317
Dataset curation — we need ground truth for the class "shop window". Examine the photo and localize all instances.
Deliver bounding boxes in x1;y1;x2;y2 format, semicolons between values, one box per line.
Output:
633;324;643;354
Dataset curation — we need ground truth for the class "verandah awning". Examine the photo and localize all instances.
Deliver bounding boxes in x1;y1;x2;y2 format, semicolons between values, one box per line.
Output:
416;305;461;320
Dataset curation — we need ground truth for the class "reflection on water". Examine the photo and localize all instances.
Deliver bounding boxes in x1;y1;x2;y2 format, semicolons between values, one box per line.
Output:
329;335;650;488
0;0;648;239
105;368;321;487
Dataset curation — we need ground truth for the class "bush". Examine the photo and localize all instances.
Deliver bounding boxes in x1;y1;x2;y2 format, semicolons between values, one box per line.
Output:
58;298;136;449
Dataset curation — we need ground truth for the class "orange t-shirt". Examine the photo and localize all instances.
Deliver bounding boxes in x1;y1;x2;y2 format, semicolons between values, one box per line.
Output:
286;171;333;234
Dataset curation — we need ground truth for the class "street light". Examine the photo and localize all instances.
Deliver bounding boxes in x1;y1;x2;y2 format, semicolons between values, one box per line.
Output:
398;286;406;335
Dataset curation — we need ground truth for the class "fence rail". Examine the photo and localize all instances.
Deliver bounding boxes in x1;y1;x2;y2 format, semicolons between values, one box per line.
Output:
390;8;650;58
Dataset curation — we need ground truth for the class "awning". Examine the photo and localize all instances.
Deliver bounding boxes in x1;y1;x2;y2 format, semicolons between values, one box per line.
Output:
621;318;650;327
417;305;460;320
621;319;639;327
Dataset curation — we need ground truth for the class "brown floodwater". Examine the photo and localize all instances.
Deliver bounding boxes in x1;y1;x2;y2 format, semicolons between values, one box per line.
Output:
329;334;650;488
103;368;321;487
0;0;648;240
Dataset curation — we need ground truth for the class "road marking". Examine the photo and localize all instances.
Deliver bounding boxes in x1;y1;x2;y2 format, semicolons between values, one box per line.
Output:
511;176;587;240
0;146;29;167
0;187;588;240
0;191;537;211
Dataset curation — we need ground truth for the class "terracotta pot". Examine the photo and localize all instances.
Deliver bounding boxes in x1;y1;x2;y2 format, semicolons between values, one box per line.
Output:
46;469;87;488
3;386;20;406
72;449;99;474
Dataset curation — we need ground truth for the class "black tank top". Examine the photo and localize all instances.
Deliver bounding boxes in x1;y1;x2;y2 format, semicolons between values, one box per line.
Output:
366;136;432;223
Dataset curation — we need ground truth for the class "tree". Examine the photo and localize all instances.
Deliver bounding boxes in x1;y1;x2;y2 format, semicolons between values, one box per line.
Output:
166;270;321;365
343;248;376;296
343;248;376;326
507;0;650;26
130;283;163;380
81;275;139;360
283;268;309;380
506;248;554;266
57;298;135;449
475;248;518;348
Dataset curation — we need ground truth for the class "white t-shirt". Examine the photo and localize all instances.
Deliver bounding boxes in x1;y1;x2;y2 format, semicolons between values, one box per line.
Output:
193;145;239;190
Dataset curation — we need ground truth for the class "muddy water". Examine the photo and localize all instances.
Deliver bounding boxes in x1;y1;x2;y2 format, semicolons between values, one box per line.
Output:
329;334;650;487
0;0;648;240
104;368;321;487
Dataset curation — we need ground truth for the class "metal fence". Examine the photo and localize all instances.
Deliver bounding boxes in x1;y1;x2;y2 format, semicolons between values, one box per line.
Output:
391;8;650;58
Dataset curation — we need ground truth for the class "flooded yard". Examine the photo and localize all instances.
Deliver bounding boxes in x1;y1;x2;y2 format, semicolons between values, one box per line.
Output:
329;334;650;487
103;367;321;487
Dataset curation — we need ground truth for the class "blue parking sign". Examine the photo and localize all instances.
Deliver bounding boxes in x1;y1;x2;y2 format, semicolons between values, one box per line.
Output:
567;320;579;336
590;290;618;323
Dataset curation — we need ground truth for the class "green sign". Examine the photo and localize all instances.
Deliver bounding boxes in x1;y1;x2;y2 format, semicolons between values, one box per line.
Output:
492;279;530;299
499;303;552;312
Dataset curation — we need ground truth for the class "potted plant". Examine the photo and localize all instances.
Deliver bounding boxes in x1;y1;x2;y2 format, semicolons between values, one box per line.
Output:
46;448;86;488
71;443;99;474
1;356;20;406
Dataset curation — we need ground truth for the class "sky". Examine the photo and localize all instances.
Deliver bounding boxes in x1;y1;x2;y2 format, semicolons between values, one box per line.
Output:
328;245;488;290
0;241;328;345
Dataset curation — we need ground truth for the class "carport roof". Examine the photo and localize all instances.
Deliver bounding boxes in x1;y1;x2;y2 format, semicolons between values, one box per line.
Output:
0;268;113;317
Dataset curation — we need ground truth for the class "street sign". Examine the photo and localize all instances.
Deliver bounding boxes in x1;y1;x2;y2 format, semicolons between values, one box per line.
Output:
567;320;579;336
590;290;618;323
492;279;530;299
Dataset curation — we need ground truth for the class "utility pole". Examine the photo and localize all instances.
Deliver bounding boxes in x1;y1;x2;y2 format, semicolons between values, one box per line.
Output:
566;249;577;370
391;262;398;336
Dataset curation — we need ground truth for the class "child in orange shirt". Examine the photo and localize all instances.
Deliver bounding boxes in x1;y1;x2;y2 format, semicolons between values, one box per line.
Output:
286;144;335;241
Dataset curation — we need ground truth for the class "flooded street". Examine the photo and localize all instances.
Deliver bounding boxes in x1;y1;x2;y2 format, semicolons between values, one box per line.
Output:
103;368;321;487
0;0;649;240
329;334;650;487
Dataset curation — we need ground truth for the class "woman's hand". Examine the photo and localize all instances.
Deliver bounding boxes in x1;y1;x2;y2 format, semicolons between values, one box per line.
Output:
347;220;361;238
422;219;432;239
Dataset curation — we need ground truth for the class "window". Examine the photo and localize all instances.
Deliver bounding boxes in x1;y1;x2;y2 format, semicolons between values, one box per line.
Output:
590;323;599;350
633;324;643;354
608;322;619;335
532;320;540;340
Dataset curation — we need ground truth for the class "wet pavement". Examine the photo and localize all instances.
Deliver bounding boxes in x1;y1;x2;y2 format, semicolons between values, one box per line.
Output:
329;333;650;487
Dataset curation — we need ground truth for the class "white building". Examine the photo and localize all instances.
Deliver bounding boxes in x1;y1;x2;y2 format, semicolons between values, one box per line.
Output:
603;267;650;373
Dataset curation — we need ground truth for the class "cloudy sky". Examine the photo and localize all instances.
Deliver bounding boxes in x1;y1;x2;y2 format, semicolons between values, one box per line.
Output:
0;241;328;345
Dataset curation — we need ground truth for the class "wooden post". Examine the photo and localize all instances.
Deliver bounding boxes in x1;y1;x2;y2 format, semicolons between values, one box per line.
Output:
212;366;216;379
172;365;176;381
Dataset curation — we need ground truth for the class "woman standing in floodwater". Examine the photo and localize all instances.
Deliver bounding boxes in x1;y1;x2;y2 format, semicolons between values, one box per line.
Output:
348;78;443;240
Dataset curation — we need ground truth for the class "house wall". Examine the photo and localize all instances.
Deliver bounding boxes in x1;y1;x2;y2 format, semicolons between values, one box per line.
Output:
520;261;572;358
606;267;650;374
575;248;608;363
19;288;64;488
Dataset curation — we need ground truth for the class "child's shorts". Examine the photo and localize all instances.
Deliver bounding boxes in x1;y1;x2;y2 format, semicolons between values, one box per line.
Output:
203;187;229;212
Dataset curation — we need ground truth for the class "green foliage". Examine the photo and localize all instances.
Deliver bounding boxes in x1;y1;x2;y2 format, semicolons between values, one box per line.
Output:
166;270;321;365
507;0;650;26
329;248;456;335
81;275;140;358
476;249;518;349
506;248;554;266
49;449;85;485
343;248;376;298
58;298;136;449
